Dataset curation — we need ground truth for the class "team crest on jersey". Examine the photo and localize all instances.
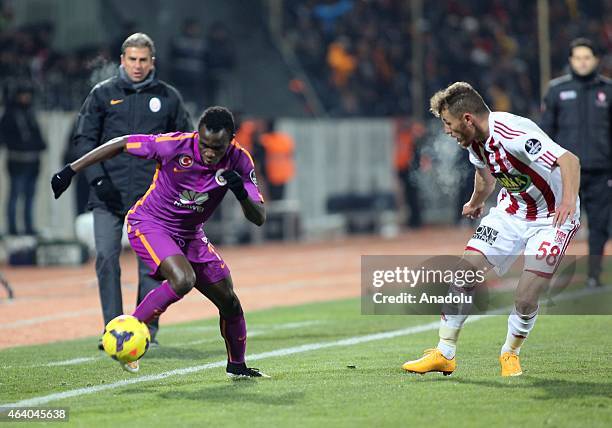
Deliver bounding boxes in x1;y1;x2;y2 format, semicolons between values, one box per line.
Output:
596;91;608;107
554;230;568;245
492;172;532;193
149;97;161;112
472;225;498;245
178;154;193;168
249;169;258;186
525;139;542;155
215;169;227;186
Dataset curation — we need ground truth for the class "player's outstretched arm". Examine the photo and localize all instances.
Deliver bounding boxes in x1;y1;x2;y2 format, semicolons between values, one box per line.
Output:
221;170;266;226
51;136;129;199
238;199;266;226
553;151;580;227
463;167;496;219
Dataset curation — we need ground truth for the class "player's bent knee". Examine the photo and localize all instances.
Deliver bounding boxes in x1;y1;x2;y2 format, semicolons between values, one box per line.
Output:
164;268;196;296
218;290;242;318
461;250;491;273
173;271;196;296
514;299;537;316
227;294;243;317
160;255;197;296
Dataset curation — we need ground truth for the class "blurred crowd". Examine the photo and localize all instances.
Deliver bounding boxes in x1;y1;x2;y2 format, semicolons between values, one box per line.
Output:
1;0;610;235
0;2;235;111
2;0;610;117
0;5;113;110
284;0;612;117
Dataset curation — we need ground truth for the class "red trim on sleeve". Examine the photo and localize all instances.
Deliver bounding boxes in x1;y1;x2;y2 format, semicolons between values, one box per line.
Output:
494;121;526;135
494;126;518;140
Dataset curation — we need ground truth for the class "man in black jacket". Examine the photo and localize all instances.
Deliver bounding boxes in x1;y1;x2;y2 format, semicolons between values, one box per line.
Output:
0;82;46;236
541;38;611;288
73;33;192;346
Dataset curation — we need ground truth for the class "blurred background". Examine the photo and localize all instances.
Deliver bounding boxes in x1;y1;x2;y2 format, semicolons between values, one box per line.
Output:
0;0;610;266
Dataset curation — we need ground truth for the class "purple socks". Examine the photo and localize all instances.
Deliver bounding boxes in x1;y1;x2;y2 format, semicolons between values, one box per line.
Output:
220;312;247;364
132;281;182;324
132;280;247;364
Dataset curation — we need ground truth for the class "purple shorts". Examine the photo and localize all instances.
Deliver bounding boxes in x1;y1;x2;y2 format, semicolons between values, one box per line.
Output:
128;223;230;284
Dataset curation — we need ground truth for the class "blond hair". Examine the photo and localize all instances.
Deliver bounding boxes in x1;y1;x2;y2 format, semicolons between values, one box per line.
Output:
429;82;489;118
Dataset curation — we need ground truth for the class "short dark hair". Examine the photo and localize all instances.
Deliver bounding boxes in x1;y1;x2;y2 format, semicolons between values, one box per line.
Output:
429;81;489;118
121;32;156;57
198;106;235;135
569;37;596;57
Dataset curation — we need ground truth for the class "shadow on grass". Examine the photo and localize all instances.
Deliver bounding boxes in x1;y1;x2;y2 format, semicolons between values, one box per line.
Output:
157;381;305;406
451;376;612;401
143;345;226;361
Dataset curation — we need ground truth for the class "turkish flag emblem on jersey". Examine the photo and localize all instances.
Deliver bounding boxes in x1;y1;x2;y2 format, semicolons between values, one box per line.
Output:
178;154;193;168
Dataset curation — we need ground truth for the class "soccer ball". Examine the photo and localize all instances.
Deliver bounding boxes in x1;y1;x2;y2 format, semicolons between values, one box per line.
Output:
102;315;151;363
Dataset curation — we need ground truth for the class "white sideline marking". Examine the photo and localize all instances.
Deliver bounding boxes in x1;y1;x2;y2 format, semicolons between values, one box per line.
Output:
0;321;325;369
2;286;607;405
268;321;323;329
1;317;480;407
45;357;98;367
0;309;99;329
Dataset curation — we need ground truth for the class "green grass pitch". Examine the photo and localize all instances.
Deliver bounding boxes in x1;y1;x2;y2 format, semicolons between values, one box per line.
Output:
1;298;611;427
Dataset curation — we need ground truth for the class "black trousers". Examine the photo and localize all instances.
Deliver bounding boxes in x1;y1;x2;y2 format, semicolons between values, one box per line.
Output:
268;183;286;201
398;169;422;228
7;160;39;235
93;208;160;338
580;169;612;279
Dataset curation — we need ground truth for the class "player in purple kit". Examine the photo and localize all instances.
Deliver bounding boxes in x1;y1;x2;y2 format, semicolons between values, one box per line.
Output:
51;107;269;378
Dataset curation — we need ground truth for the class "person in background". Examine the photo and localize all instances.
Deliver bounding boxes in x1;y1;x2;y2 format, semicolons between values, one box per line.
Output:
204;21;235;105
394;119;424;229
0;82;46;236
169;18;207;108
72;33;192;349
540;37;611;288
253;119;295;201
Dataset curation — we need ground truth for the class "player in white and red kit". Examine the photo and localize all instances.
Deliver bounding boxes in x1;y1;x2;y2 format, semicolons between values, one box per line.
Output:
401;82;581;377
52;107;269;378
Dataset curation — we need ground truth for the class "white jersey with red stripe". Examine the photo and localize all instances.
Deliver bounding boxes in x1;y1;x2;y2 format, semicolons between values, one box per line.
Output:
467;111;580;221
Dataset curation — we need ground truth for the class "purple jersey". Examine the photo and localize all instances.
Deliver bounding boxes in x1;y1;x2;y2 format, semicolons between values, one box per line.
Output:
125;132;263;238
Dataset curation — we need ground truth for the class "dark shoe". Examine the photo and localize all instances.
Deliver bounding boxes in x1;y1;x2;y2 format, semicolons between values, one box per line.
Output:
586;277;602;288
226;362;270;379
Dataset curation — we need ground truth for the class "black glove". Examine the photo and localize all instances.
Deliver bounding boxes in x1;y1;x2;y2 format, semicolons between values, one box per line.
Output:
221;170;248;201
51;164;76;199
92;176;123;215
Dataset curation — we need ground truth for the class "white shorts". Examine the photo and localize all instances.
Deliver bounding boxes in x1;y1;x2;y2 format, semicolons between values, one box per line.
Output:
465;207;580;277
